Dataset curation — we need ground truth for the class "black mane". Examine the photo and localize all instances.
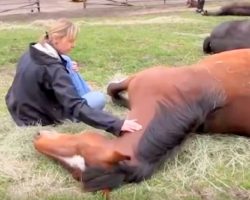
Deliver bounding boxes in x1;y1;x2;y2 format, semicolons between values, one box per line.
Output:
83;87;226;191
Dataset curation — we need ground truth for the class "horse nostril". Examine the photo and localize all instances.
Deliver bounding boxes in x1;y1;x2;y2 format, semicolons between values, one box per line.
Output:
34;131;41;140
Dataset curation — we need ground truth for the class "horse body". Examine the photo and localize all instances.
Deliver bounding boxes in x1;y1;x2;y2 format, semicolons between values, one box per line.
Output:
34;49;250;194
196;50;250;134
107;66;217;166
203;20;250;54
109;67;208;164
105;49;250;178
203;2;250;16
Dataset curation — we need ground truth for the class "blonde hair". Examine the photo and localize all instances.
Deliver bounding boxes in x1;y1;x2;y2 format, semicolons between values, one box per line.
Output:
40;18;79;44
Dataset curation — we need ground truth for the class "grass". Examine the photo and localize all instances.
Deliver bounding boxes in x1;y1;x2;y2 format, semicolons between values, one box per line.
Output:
1;6;250;200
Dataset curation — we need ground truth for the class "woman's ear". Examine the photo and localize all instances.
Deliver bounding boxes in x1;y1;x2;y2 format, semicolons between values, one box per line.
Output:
49;34;60;46
51;36;59;45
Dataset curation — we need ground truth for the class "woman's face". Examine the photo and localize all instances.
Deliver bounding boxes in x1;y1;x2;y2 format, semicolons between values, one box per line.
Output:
53;36;76;54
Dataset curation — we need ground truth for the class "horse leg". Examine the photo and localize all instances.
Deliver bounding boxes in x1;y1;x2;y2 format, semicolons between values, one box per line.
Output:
187;0;198;8
196;0;205;13
107;76;134;109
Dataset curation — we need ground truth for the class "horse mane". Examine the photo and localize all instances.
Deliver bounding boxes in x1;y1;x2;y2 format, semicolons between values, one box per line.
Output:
82;86;226;191
136;86;225;165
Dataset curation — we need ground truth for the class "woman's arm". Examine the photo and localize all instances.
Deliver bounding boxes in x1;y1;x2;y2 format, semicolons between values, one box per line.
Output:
47;64;138;135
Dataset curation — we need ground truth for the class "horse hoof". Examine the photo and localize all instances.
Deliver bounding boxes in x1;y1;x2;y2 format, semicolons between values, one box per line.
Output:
196;9;202;13
202;10;208;15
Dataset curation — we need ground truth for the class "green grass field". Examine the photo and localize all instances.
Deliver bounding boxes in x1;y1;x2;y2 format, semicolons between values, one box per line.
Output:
1;9;250;200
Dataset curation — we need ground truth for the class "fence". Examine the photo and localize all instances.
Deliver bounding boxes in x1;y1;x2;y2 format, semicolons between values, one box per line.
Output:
81;0;167;8
0;0;40;14
0;0;197;15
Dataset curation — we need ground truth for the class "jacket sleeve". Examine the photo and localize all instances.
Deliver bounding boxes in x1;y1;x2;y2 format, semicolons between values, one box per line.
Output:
47;64;124;135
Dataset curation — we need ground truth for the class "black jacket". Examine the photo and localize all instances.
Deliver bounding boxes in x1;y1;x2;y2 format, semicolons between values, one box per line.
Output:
5;43;123;135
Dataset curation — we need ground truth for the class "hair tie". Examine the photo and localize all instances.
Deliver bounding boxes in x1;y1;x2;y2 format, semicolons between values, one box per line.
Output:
45;31;49;39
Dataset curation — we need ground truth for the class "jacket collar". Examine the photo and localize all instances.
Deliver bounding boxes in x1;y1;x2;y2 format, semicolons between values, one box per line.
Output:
29;43;67;66
33;42;60;60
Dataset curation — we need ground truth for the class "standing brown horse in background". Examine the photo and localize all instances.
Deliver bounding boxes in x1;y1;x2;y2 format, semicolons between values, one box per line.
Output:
34;49;250;194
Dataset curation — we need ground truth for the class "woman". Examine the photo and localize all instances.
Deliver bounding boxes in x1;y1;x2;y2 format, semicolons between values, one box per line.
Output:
5;18;141;136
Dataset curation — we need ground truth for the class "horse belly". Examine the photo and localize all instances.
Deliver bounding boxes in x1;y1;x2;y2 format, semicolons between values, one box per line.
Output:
203;96;250;136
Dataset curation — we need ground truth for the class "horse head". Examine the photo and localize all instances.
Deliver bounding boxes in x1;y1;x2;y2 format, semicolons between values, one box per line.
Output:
33;130;131;182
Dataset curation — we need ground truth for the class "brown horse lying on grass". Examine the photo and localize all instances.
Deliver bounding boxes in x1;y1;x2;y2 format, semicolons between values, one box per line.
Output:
34;49;250;195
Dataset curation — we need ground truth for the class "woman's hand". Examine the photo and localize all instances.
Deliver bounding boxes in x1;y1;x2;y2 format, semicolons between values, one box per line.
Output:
121;119;142;133
71;61;80;72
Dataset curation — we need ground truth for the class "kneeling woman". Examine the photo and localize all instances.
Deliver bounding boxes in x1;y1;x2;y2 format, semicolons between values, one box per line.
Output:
5;18;141;135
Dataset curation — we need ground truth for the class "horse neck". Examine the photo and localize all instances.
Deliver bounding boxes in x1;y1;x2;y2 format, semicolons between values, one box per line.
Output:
107;130;142;165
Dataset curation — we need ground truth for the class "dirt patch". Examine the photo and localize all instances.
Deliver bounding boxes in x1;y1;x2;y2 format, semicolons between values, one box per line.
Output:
0;5;188;22
229;188;250;200
0;0;225;23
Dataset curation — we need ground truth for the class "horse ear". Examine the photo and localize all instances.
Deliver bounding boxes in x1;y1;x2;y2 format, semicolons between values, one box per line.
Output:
107;151;131;164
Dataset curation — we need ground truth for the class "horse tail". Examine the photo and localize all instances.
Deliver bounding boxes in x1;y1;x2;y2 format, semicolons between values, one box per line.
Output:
203;36;212;54
107;76;134;109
